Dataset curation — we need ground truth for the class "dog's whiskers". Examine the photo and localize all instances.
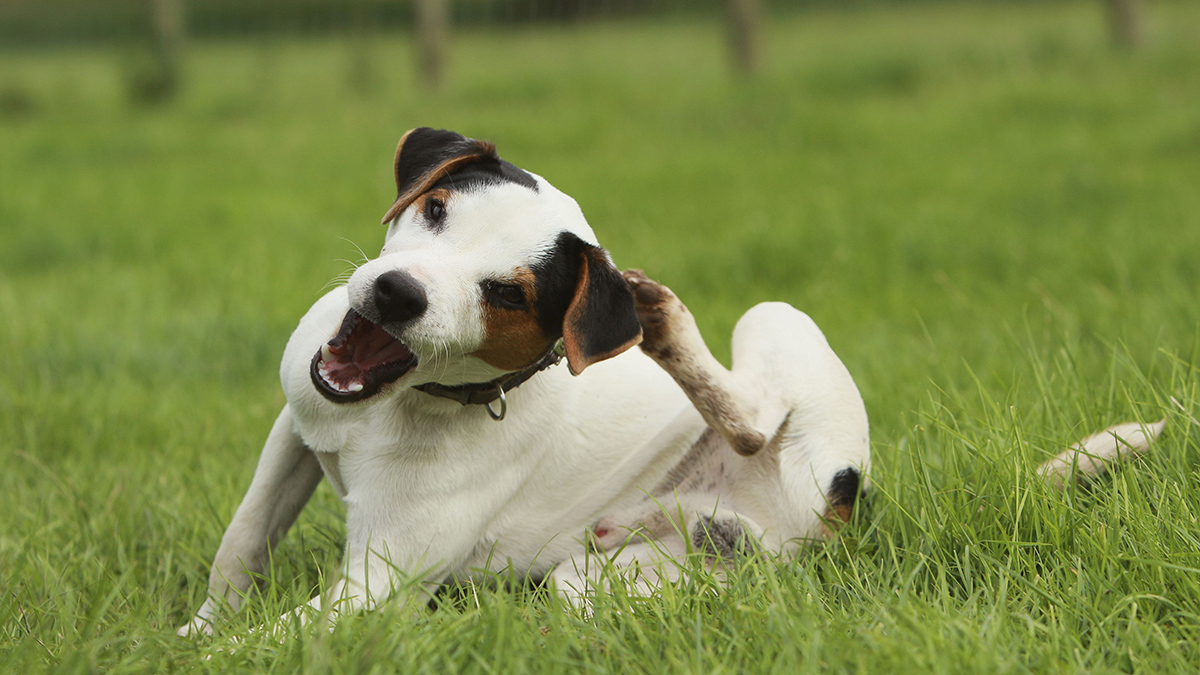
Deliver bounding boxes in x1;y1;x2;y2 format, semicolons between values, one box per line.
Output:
433;337;454;384
319;239;371;292
338;237;372;267
321;261;361;292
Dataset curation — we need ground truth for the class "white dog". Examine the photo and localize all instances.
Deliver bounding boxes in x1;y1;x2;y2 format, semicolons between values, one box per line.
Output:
179;128;1161;635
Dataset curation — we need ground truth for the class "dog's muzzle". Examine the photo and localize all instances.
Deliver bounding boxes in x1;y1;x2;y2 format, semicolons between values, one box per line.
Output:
311;309;418;403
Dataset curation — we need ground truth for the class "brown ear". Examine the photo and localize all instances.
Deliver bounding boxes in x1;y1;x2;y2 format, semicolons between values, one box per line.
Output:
380;128;498;224
562;245;643;375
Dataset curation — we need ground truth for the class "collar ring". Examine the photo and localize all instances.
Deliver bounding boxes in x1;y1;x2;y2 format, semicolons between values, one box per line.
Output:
485;383;507;421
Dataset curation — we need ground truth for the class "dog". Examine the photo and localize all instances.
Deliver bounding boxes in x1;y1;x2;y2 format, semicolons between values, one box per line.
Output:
179;127;1162;635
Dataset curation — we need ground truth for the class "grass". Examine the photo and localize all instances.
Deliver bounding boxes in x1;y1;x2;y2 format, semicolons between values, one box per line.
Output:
2;0;1200;671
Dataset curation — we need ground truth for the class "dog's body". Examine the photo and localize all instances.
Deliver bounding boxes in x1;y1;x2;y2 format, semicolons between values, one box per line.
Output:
179;128;869;635
179;128;1156;636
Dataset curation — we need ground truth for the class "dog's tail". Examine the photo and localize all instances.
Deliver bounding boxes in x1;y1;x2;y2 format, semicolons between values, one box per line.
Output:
1038;419;1166;491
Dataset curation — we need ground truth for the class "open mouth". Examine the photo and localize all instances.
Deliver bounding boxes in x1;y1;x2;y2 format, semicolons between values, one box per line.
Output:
310;309;418;403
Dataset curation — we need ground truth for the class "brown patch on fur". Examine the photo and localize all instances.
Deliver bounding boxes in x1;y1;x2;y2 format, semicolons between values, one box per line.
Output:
410;188;452;220
820;467;862;536
565;337;643;376
472;268;553;372
825;499;854;530
380;139;498;225
819;503;853;538
562;253;595;374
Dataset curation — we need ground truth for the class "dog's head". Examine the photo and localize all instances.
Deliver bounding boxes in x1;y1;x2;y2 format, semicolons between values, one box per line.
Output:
311;128;643;404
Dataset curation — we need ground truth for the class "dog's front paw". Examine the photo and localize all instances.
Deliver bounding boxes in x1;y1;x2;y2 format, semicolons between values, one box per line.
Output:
177;615;215;638
621;269;690;361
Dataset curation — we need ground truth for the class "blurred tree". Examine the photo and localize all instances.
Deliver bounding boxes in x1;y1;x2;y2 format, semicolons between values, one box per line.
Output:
129;0;185;103
1107;0;1143;49
348;0;378;95
727;0;761;75
416;0;448;89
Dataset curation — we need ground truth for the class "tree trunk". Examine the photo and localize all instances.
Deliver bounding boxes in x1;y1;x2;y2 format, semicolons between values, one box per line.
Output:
416;0;448;89
130;0;184;103
151;0;184;74
1107;0;1143;50
727;0;761;75
348;0;377;95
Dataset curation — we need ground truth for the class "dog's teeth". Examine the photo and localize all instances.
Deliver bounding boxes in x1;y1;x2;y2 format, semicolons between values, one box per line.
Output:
321;344;335;362
348;383;364;393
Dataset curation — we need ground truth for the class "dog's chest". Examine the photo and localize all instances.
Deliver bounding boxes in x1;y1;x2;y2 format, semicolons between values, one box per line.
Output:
299;358;707;573
327;407;535;509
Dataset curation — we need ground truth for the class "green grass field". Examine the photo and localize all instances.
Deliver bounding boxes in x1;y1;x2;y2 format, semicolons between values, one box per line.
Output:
3;0;1200;671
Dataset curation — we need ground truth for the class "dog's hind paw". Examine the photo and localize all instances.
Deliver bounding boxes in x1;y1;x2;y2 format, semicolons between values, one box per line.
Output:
621;269;691;361
621;269;767;457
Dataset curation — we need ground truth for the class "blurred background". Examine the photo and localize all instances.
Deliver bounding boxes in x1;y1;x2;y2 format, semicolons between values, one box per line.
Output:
1;0;1197;426
1;0;1197;449
0;0;1162;101
2;0;1196;388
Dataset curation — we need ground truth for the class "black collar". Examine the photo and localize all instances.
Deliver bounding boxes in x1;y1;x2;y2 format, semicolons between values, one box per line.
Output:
412;343;563;407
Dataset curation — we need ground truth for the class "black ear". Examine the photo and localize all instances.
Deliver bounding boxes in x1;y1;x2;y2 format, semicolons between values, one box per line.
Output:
381;128;499;224
561;241;643;375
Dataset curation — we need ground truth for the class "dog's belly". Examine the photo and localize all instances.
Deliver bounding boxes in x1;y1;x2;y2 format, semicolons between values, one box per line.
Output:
454;396;711;576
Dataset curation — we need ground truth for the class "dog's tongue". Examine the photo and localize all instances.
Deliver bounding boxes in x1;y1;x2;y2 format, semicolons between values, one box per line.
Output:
346;321;413;370
317;313;413;392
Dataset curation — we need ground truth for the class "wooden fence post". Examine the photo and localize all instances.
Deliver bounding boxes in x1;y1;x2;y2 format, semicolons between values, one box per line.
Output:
727;0;762;75
151;0;184;75
348;0;377;94
130;0;184;102
416;0;448;89
1106;0;1143;49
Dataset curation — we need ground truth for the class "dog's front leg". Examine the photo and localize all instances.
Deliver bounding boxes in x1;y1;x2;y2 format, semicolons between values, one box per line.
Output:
622;270;779;456
266;553;440;636
179;404;325;636
255;525;456;639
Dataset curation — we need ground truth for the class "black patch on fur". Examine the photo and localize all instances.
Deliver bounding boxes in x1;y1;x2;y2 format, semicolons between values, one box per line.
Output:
529;232;586;339
567;248;642;364
394;128;494;196
827;467;863;507
529;232;640;356
389;128;538;228
430;158;538;194
691;515;749;559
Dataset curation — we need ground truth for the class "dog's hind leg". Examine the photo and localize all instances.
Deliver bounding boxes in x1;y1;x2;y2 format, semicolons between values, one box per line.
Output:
622;270;776;457
621;270;870;548
178;404;325;637
555;502;767;609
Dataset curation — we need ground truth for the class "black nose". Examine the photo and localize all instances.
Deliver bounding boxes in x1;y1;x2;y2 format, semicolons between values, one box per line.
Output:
373;270;428;325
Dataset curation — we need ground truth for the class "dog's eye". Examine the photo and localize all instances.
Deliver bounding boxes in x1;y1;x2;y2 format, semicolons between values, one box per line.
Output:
490;283;527;309
425;198;446;223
